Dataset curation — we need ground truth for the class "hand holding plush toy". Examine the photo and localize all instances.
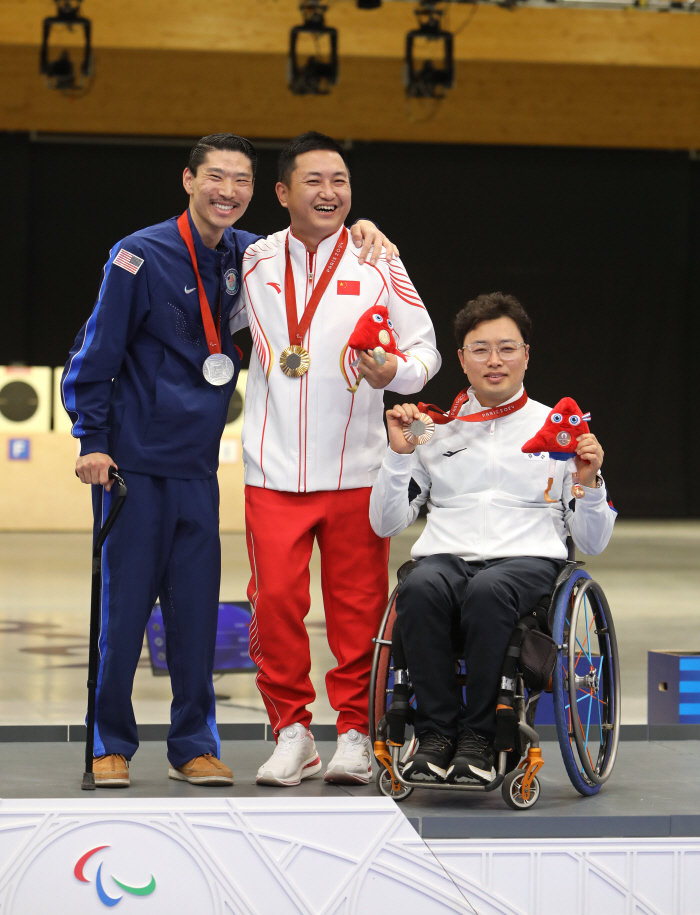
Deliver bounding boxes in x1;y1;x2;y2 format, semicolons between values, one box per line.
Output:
346;305;406;394
522;397;592;503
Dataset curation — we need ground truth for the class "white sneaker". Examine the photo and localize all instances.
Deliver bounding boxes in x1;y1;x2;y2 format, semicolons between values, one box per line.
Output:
256;723;322;786
324;729;372;785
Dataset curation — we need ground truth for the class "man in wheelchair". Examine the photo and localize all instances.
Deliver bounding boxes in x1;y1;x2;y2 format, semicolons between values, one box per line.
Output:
369;293;616;784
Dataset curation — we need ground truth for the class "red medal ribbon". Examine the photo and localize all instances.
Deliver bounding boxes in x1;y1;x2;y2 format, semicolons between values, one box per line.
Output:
284;228;348;346
177;210;222;355
419;387;529;425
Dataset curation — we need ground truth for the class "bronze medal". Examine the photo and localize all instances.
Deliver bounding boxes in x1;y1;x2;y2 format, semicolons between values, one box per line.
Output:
402;412;435;446
572;483;586;499
280;345;310;378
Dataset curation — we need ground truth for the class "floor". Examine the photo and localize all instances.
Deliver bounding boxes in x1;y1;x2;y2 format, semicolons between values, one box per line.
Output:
0;519;698;727
1;738;699;839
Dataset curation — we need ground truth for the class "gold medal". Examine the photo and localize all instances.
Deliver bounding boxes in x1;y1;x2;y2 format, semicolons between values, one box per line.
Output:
402;412;435;446
280;345;310;378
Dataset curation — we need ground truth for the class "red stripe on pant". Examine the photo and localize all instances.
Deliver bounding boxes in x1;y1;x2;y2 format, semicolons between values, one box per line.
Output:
245;485;390;738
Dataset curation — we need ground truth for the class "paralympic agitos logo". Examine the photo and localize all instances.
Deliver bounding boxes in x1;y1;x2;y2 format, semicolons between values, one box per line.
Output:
74;845;156;907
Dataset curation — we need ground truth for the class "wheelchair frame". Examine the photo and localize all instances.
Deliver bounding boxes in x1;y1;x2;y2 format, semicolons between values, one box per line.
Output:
370;552;621;809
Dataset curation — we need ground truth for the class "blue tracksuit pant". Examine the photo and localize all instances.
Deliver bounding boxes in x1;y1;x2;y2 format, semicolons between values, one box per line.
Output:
91;470;221;767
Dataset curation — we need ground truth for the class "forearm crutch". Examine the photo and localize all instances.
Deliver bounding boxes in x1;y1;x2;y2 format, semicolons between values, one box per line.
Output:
81;467;127;790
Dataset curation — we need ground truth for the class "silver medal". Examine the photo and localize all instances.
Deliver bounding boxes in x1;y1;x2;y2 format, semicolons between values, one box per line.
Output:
203;353;235;386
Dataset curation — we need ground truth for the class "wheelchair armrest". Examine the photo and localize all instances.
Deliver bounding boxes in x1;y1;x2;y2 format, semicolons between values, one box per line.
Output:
396;560;417;584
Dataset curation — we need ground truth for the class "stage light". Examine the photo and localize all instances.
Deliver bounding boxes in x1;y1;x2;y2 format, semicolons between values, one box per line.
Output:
404;2;455;100
40;0;93;95
288;2;339;95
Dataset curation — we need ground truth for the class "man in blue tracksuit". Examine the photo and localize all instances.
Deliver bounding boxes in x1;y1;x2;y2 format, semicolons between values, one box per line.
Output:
62;133;391;787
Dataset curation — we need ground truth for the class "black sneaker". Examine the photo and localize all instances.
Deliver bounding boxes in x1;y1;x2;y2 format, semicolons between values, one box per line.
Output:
402;731;454;782
446;727;496;784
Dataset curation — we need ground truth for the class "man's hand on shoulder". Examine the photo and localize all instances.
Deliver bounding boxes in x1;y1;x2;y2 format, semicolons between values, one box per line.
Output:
386;403;422;455
351;221;399;266
359;351;398;389
76;453;118;491
575;433;604;488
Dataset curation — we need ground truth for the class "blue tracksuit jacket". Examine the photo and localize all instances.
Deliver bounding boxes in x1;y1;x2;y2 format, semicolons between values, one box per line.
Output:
62;211;261;478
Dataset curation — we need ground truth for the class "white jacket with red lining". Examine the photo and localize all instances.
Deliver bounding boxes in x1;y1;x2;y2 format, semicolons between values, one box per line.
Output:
230;225;441;493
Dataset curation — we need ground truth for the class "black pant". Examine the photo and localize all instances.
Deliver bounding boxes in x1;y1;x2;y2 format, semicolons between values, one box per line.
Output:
396;553;561;739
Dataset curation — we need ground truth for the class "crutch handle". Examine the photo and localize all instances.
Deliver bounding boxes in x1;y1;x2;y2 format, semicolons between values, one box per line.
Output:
93;468;127;555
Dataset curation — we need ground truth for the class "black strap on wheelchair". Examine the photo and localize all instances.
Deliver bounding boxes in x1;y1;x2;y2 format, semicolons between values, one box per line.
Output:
493;603;550;753
385;618;412;745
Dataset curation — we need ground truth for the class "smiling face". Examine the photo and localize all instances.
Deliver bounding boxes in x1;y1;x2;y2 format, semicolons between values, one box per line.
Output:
275;149;351;251
458;315;530;407
183;149;254;248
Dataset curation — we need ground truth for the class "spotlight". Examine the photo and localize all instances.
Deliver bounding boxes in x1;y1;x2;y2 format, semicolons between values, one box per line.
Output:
404;2;454;100
288;2;339;96
40;0;93;94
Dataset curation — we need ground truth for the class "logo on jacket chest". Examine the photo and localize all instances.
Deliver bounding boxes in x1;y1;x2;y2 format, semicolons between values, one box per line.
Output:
523;451;549;461
224;268;239;296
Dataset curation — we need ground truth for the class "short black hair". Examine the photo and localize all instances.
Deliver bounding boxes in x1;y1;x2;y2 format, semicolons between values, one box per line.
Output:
188;133;257;177
454;292;532;347
277;131;349;186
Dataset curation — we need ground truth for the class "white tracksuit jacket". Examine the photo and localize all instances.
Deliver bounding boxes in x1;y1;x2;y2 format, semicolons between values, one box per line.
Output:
230;225;441;493
369;387;617;560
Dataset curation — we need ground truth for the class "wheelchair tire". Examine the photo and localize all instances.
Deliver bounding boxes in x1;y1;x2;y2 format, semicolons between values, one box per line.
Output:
369;585;400;745
502;769;541;810
551;568;621;797
376;766;414;801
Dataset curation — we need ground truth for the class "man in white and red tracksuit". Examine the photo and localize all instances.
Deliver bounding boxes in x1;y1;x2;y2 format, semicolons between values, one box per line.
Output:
229;132;441;786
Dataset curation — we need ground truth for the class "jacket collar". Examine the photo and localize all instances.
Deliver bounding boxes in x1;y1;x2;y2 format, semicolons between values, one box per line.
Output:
187;209;231;267
287;224;346;273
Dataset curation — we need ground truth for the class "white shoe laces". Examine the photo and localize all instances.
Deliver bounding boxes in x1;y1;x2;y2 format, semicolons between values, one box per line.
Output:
274;724;308;756
337;729;369;753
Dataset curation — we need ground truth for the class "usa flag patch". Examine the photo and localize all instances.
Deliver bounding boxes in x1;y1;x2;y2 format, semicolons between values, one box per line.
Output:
114;249;144;274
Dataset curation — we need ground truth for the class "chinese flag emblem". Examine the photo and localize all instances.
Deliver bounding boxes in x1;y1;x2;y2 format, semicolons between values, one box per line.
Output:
337;280;360;295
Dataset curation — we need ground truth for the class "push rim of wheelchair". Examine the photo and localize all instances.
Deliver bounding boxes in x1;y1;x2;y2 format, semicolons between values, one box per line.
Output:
369;562;621;808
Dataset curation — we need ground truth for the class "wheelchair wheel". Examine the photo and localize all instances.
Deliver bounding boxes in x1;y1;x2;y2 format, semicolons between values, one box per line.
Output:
551;568;621;797
502;769;540;810
376;766;414;801
369;585;400;744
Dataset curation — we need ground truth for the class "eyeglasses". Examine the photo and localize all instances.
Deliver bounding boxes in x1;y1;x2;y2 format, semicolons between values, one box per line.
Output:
460;342;527;362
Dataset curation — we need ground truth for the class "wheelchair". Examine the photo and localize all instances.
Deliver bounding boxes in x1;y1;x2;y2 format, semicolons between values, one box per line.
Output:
369;545;621;809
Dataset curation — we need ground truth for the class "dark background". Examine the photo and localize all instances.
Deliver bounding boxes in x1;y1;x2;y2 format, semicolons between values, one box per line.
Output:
3;131;699;518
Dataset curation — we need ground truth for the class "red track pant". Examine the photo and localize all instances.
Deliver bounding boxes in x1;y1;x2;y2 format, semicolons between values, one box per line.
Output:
245;485;390;738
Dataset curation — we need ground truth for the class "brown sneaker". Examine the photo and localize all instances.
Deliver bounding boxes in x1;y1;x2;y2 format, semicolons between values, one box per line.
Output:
93;754;130;788
168;753;233;786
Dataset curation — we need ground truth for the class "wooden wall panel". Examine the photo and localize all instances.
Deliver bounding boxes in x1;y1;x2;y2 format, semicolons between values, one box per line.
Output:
3;44;700;149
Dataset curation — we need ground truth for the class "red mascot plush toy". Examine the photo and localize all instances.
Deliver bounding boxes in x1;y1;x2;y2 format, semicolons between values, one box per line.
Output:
345;305;406;393
522;397;591;503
